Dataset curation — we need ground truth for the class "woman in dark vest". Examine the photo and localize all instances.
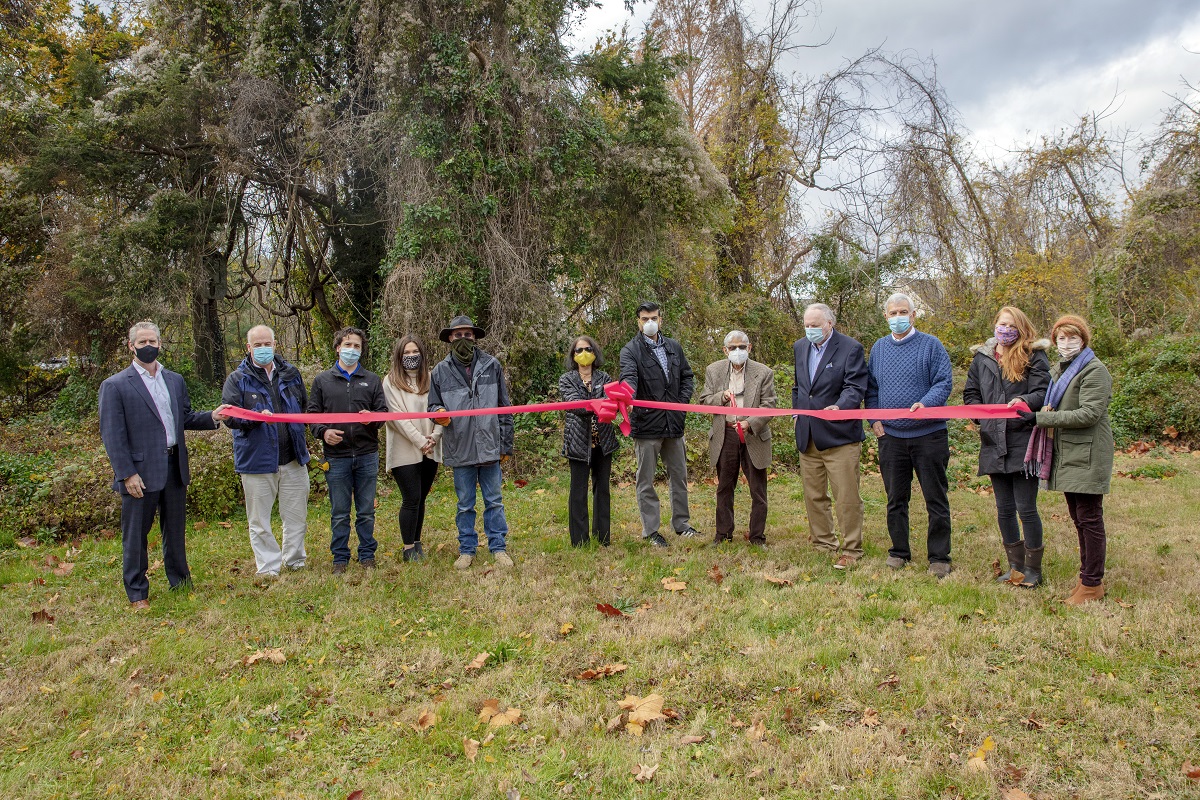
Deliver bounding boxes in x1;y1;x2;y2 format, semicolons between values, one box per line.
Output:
1018;315;1114;605
964;306;1050;586
558;335;619;547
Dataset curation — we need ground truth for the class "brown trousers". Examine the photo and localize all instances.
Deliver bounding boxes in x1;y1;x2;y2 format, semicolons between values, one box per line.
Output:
715;430;768;543
800;440;864;558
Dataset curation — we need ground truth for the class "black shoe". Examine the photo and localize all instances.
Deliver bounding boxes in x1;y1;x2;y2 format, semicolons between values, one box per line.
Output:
647;532;669;548
402;547;416;562
677;527;700;538
332;563;348;574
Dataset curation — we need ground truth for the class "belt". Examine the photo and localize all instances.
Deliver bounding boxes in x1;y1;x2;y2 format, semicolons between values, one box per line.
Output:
166;445;178;456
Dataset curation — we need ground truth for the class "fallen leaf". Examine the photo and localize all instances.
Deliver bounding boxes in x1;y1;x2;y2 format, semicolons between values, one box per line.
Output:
605;714;624;733
1000;789;1034;800
577;664;627;680
1164;425;1179;439
145;559;163;575
680;734;705;745
151;690;165;703
411;709;438;732
707;564;724;584
595;603;626;617
16;536;37;548
1184;760;1200;780
632;763;658;783
877;673;900;689
861;708;881;727
53;562;75;577
463;737;480;762
478;698;500;723
242;648;286;666
1021;714;1044;730
661;577;686;592
991;559;1002;578
763;574;793;587
1115;599;1133;609
746;767;764;779
346;791;364;800
31;609;55;624
808;719;835;733
488;707;522;728
967;756;989;772
465;652;491;672
973;736;996;761
216;521;233;529
746;718;767;742
559;623;574;636
514;479;529;488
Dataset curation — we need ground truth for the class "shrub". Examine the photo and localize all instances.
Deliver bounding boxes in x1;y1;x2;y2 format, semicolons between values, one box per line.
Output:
185;429;243;520
1108;335;1200;445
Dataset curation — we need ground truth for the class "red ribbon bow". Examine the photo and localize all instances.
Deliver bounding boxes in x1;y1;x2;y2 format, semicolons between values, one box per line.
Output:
603;381;635;436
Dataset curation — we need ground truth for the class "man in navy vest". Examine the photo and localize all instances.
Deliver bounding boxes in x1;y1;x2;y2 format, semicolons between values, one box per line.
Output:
99;321;231;608
793;303;868;569
222;325;312;577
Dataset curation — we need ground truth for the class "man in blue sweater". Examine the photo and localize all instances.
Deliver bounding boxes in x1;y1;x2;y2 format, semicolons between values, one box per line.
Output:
866;293;955;578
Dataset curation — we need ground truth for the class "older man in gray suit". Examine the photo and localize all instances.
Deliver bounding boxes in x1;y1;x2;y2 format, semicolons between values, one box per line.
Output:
700;330;777;546
99;321;230;609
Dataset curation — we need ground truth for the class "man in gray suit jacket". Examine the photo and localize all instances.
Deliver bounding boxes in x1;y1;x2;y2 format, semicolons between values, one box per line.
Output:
700;330;776;546
99;321;230;608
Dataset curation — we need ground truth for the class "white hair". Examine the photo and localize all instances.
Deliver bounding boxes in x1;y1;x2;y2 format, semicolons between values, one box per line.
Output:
127;321;161;344
246;324;275;345
805;303;836;325
884;293;915;313
723;330;750;347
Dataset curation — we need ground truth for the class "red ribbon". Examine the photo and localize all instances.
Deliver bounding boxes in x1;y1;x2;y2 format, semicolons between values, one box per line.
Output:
222;379;1026;433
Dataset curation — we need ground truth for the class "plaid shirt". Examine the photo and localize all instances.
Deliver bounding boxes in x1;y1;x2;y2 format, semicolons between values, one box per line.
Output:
644;334;670;377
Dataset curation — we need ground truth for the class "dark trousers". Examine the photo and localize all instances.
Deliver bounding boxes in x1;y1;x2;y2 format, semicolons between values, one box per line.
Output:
1065;492;1106;586
715;431;768;543
878;429;951;563
989;472;1043;548
391;458;439;546
121;457;189;602
568;448;612;546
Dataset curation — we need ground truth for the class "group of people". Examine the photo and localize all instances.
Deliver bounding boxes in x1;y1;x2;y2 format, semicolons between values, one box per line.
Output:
98;297;1114;610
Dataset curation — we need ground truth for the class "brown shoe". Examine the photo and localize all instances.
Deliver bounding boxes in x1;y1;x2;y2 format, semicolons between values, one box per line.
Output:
1064;582;1105;606
1062;579;1083;601
833;554;856;570
332;563;348;575
129;599;150;610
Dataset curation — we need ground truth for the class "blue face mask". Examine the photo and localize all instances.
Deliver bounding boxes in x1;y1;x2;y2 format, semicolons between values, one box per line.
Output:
339;347;361;366
805;327;826;344
887;315;911;335
252;346;274;366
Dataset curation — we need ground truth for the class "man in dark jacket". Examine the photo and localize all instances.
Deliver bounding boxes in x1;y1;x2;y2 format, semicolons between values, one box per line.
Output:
793;303;868;569
307;327;387;573
222;325;311;577
618;301;699;547
99;320;230;608
428;316;515;570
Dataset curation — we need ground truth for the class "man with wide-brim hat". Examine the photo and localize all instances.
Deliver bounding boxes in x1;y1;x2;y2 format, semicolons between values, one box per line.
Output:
428;315;515;570
439;316;487;342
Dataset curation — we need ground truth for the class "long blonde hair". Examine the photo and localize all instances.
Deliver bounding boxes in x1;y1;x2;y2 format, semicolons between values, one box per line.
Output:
996;306;1035;383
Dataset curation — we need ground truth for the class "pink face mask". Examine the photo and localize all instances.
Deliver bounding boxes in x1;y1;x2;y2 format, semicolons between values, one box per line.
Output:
994;324;1019;346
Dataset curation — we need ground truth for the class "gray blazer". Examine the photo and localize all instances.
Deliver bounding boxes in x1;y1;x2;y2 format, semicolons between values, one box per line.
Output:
99;364;218;494
700;359;776;471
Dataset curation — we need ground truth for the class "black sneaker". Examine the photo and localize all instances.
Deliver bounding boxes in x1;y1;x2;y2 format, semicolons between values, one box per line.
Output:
647;532;670;548
677;527;700;538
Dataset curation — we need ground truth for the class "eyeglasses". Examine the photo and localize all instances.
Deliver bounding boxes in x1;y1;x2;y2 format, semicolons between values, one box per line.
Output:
727;344;748;351
573;347;595;354
450;331;475;340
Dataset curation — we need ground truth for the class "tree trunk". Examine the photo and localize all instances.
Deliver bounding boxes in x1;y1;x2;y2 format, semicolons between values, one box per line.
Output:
192;252;227;385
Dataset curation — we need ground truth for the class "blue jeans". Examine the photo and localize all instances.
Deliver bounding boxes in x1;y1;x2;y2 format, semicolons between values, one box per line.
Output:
452;462;508;555
327;453;378;563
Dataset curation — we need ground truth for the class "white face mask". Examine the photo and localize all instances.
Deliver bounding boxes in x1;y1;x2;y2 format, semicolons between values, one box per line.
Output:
641;320;659;337
727;348;749;365
1056;335;1083;359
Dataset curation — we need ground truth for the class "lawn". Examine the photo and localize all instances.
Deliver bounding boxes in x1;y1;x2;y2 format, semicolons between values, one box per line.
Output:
2;449;1199;799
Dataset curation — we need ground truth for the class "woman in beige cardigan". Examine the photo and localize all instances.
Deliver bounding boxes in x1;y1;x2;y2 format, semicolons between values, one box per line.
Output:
383;334;443;562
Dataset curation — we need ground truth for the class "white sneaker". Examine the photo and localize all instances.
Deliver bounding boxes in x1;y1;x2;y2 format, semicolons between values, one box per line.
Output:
493;551;514;568
454;554;473;570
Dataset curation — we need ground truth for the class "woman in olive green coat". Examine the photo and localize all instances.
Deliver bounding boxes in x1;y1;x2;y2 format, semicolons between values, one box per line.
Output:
1017;315;1113;605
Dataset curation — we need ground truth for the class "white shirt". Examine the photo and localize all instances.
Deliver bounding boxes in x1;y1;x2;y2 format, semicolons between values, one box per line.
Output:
133;360;176;448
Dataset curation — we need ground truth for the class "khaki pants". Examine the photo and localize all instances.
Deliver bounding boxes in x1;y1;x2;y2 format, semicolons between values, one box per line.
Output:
800;441;864;558
241;460;310;575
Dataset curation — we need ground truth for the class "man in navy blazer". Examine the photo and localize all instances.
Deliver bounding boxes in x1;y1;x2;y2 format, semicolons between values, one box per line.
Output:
99;321;230;608
792;303;868;569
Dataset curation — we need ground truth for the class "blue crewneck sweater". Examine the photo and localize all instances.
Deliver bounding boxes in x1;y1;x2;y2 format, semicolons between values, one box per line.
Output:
866;329;954;438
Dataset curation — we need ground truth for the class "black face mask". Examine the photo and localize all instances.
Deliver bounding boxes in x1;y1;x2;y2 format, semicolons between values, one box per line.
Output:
135;345;160;364
401;354;422;371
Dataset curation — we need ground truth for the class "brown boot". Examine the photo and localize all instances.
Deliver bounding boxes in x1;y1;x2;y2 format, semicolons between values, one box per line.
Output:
1064;582;1105;606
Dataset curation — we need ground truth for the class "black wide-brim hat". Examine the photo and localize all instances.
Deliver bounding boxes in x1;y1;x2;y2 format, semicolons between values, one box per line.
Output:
438;315;487;342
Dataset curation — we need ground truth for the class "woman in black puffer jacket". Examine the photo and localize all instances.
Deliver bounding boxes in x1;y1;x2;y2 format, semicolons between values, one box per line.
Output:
559;335;620;547
963;305;1051;587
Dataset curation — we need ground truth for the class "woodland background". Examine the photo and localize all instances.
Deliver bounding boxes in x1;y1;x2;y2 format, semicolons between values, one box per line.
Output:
1;0;1199;539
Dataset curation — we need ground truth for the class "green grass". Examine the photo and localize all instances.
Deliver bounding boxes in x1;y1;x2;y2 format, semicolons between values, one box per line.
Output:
2;452;1200;799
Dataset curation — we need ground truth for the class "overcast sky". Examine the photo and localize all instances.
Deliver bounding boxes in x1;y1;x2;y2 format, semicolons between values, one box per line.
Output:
568;0;1200;159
